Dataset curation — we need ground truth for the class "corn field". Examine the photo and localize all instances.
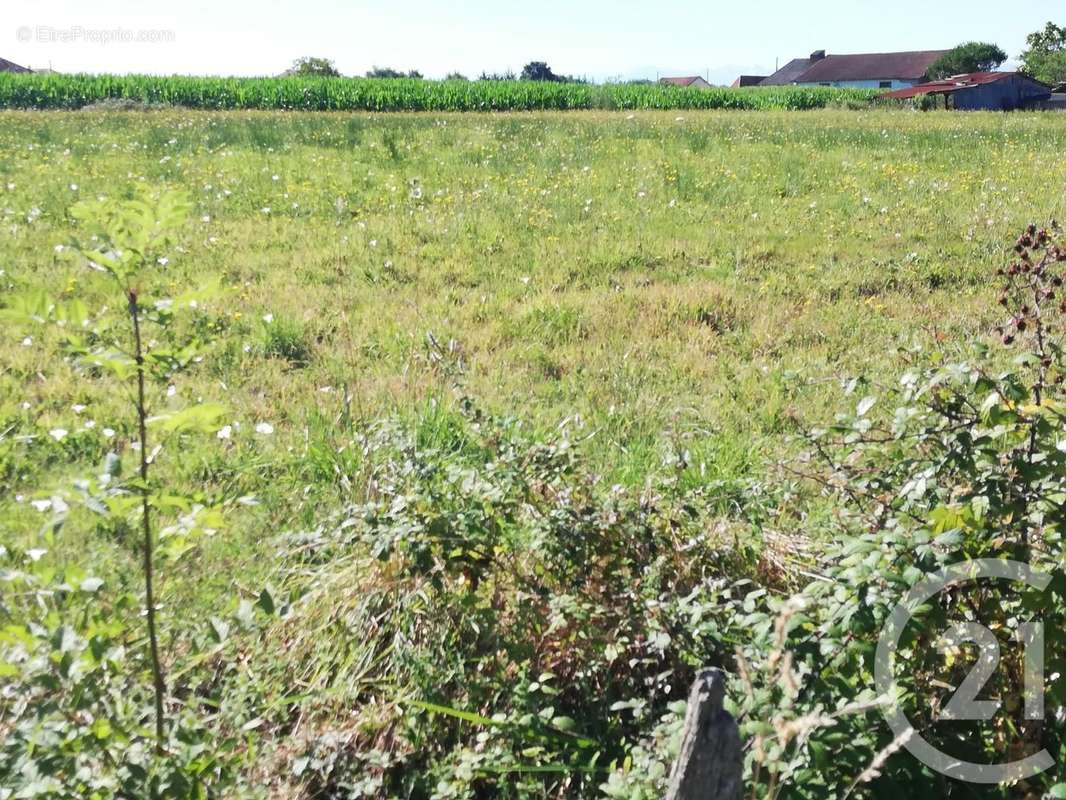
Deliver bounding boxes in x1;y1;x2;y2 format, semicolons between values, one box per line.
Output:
0;73;879;111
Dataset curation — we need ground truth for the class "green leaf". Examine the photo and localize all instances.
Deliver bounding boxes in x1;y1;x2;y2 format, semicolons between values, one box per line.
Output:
148;402;227;434
257;586;276;615
407;699;498;726
79;577;104;592
209;617;230;643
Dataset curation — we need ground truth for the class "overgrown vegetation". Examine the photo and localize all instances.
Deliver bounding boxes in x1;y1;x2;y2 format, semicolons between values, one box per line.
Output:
2;110;1066;798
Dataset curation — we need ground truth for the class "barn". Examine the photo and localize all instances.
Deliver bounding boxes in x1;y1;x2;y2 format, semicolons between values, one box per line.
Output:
883;71;1052;110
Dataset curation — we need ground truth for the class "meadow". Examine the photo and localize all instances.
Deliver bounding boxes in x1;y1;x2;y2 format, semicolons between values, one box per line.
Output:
2;109;1066;798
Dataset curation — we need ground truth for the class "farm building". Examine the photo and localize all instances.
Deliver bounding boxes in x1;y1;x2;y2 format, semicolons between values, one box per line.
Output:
0;57;31;73
731;75;768;87
660;76;712;89
753;49;948;89
882;71;1052;110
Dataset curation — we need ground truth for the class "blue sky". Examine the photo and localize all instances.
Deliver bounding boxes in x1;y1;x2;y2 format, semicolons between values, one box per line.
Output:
4;0;1054;82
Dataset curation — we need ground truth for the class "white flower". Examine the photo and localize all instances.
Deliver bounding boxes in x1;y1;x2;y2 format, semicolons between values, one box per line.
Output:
71;404;86;414
166;385;176;398
31;499;52;512
262;313;274;323
102;427;115;438
69;183;78;191
261;207;271;214
369;239;378;248
21;402;31;410
49;428;68;441
54;244;64;253
217;425;232;440
157;257;169;266
21;336;32;347
202;215;211;223
272;174;280;181
255;422;274;435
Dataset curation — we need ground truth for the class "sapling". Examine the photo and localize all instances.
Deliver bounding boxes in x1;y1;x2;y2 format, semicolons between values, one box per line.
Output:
6;189;227;755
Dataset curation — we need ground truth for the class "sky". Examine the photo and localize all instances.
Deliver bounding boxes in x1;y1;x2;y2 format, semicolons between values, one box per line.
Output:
2;0;1053;83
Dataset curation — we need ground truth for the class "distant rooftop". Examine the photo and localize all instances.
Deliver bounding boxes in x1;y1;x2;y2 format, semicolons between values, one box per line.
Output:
659;76;709;88
0;56;31;73
759;49;949;85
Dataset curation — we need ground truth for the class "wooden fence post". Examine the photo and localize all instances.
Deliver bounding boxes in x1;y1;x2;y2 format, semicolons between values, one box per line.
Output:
665;668;743;800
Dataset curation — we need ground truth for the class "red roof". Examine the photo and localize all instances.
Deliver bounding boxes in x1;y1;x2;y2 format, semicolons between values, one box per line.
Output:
882;71;1019;99
797;50;948;83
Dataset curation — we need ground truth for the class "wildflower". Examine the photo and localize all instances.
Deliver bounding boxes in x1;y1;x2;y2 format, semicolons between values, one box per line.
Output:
71;404;86;414
21;336;32;347
157;257;169;266
49;428;68;441
262;313;274;323
102;428;115;438
69;183;78;191
255;422;274;435
217;425;232;440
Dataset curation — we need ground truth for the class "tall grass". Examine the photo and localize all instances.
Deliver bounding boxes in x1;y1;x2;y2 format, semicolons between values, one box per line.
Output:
0;73;878;111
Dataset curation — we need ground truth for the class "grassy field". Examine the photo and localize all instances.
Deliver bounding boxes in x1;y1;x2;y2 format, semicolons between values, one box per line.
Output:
2;108;1066;796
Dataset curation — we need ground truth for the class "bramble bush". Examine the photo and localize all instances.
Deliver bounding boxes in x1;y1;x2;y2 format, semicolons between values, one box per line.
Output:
609;222;1066;799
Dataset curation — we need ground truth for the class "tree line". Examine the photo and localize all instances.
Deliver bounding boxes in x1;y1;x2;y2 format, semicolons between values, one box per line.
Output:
287;21;1066;87
286;57;586;83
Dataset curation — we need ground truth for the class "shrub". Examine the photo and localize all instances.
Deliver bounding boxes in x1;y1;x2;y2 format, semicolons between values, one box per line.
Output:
254;400;766;796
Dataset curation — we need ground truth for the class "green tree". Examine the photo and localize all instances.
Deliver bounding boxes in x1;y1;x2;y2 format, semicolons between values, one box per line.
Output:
444;71;468;81
288;56;340;77
1020;21;1066;85
520;61;561;82
366;66;423;79
927;41;1007;79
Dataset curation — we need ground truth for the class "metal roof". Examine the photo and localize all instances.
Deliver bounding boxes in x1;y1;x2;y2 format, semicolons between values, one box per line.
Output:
0;57;31;73
882;71;1038;99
